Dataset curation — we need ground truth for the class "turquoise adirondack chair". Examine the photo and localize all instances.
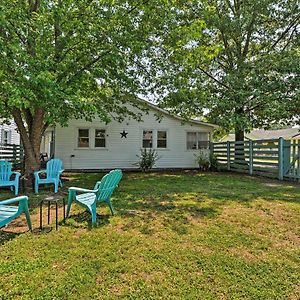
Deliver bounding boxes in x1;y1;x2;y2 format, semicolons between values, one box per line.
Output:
0;160;21;196
34;159;64;193
0;196;32;231
66;169;123;225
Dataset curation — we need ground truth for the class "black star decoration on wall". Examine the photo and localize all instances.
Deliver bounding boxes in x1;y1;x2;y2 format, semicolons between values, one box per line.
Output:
120;130;128;138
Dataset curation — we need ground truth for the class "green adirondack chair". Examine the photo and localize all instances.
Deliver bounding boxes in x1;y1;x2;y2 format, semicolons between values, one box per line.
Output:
66;169;123;225
0;160;21;196
34;159;64;193
0;196;32;231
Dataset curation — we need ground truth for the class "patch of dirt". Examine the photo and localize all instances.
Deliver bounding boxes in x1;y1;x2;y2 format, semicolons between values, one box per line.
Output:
180;241;214;255
1;204;66;234
228;247;268;262
264;183;284;187
289;284;300;300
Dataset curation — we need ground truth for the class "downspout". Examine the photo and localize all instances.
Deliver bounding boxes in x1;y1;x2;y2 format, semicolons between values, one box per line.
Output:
51;125;56;158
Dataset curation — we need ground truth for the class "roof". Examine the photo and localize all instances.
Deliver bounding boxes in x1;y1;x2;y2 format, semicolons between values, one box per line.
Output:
138;98;218;129
220;127;300;142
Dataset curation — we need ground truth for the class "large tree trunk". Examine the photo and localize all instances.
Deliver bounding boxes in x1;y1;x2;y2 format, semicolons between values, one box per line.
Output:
12;108;46;178
235;127;245;162
235;129;244;142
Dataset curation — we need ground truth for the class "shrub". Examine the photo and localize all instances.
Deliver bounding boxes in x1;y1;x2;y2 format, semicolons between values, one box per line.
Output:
194;150;210;171
209;152;219;171
135;148;160;171
195;150;219;171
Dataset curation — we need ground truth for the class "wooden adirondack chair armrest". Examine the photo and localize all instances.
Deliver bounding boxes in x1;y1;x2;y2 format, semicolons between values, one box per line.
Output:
69;187;98;194
0;196;28;206
59;169;64;174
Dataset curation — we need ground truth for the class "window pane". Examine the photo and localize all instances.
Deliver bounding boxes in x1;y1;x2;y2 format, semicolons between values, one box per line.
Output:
95;138;105;147
95;129;106;148
157;131;167;148
78;129;89;147
157;140;167;148
3;131;9;144
143;130;153;148
198;132;209;149
78;129;89;138
157;131;166;139
95;129;105;138
78;138;89;148
143;140;152;148
187;132;197;149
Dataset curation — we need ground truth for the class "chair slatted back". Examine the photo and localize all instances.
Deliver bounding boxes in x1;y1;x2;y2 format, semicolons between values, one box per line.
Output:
46;159;63;179
0;160;12;181
94;169;123;202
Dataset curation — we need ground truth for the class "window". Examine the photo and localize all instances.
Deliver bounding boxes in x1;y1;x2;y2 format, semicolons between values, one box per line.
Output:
1;130;11;144
187;132;209;150
197;132;209;149
187;132;197;149
95;129;106;148
78;129;89;148
157;131;167;148
143;130;153;148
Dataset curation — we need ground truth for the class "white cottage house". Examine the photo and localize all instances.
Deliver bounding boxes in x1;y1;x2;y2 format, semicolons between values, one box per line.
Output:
41;102;216;170
0;120;20;145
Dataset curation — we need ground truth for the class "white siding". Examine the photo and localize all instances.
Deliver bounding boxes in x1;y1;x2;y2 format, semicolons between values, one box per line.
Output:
54;108;213;170
0;121;20;145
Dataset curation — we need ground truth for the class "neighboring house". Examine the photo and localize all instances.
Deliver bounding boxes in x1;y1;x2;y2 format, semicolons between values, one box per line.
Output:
0;120;20;145
41;102;217;170
220;127;300;142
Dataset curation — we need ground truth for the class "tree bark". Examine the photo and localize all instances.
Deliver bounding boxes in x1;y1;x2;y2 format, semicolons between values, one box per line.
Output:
12;108;46;178
235;128;244;141
235;127;245;162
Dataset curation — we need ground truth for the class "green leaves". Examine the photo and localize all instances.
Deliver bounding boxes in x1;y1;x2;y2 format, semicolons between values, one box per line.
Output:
0;0;184;125
158;0;300;138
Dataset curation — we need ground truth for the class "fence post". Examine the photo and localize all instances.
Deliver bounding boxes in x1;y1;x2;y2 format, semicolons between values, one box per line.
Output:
12;144;17;162
249;140;253;175
227;141;231;171
278;137;284;180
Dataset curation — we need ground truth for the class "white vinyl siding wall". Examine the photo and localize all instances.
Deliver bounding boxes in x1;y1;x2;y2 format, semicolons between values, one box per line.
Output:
0;121;20;145
54;108;213;170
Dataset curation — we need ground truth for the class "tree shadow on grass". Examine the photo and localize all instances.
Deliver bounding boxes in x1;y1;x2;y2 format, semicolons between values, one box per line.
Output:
117;194;219;235
64;211;111;230
0;230;21;246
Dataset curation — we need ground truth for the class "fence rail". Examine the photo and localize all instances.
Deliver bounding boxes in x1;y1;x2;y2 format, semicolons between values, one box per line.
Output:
0;143;24;167
212;138;300;181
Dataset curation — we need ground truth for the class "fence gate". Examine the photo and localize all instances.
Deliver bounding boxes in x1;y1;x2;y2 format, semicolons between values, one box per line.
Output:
212;138;300;181
283;139;300;180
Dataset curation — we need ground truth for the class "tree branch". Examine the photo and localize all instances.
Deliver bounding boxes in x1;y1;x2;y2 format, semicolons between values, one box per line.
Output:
197;66;230;89
242;12;257;58
22;108;33;132
7;20;27;45
271;13;300;50
64;49;112;85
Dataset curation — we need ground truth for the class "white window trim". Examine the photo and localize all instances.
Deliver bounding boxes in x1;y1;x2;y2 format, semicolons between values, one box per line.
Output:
75;128;108;150
1;129;11;144
156;130;168;150
94;129;107;149
141;129;169;150
76;128;90;149
186;130;210;151
142;129;154;149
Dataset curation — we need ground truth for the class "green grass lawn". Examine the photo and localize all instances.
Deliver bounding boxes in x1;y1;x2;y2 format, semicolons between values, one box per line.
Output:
0;171;299;299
